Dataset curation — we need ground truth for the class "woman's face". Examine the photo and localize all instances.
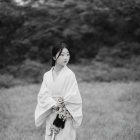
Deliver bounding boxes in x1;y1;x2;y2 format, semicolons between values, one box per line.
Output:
55;48;70;66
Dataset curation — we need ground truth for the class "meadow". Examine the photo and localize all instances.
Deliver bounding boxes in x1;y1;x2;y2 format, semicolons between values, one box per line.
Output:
0;64;140;140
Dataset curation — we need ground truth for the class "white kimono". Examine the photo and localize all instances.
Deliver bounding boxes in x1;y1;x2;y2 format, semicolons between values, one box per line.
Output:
35;66;82;140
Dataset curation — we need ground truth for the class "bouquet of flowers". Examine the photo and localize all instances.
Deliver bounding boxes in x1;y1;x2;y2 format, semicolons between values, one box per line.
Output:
49;97;72;140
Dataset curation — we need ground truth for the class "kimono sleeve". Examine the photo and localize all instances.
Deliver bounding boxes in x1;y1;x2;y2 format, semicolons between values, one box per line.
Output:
35;73;56;127
65;72;83;129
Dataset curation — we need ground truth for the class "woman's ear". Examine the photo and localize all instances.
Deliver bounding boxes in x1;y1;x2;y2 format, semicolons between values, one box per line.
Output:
53;57;56;60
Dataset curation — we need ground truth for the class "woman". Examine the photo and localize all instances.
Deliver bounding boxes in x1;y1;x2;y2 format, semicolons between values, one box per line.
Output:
35;42;83;140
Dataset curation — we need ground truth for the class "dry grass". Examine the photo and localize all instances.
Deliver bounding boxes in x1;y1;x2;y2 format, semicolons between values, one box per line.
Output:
0;64;140;140
0;80;140;140
78;82;140;140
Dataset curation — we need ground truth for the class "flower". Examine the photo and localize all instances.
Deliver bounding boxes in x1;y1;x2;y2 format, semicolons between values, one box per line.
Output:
49;97;72;137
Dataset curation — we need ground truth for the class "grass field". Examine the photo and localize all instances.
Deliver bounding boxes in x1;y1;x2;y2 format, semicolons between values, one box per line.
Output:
0;64;140;140
0;81;140;140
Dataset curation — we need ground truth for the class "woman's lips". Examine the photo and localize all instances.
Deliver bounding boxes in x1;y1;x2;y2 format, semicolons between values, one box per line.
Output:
64;61;67;63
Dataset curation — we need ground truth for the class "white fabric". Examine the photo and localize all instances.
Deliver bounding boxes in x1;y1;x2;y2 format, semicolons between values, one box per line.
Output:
35;66;82;140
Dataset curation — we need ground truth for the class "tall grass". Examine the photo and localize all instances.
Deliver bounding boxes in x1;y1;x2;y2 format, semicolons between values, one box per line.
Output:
0;81;140;140
78;82;140;140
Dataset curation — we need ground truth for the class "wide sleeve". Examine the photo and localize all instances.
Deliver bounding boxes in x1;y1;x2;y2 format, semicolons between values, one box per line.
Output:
64;72;83;129
35;73;56;127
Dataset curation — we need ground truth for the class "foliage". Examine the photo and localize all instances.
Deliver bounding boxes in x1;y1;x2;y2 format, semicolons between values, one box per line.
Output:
69;62;140;82
0;74;26;88
0;0;140;68
15;59;47;83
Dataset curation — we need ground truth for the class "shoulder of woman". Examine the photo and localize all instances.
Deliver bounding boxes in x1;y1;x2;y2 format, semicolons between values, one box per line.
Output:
43;69;51;79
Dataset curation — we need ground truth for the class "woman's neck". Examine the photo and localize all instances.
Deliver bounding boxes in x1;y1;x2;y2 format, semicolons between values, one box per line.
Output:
54;64;64;73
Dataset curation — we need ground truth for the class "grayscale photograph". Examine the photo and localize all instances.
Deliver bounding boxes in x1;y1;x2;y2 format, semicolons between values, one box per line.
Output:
0;0;140;140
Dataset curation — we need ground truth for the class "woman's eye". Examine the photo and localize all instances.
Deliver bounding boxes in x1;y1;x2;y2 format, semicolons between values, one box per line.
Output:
60;53;70;57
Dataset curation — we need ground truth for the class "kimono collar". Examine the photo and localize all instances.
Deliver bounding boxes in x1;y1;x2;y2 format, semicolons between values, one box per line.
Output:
51;65;67;82
51;65;67;73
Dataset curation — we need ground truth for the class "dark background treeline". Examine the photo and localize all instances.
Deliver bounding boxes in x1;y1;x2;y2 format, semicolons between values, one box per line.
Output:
0;0;140;86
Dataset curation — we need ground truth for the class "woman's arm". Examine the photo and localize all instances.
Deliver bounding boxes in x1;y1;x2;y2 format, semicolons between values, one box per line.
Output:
35;74;56;127
64;72;83;128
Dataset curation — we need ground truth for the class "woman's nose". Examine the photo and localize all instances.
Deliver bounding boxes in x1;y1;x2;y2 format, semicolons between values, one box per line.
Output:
64;55;68;59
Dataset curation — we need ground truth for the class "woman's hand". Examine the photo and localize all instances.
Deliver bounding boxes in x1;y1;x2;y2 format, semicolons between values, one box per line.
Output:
52;97;64;111
57;97;64;106
52;104;59;110
56;97;65;108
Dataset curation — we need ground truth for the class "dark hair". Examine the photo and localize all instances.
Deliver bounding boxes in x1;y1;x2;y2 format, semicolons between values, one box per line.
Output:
51;42;70;66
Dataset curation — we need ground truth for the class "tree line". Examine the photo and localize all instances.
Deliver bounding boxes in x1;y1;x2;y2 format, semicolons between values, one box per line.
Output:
0;0;140;68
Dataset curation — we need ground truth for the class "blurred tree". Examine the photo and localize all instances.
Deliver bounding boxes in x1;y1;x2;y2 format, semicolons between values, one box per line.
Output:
0;0;140;69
